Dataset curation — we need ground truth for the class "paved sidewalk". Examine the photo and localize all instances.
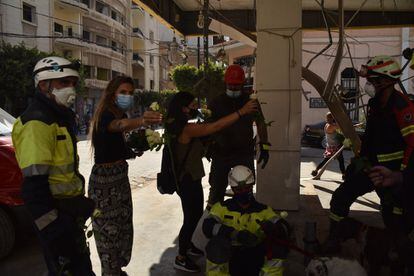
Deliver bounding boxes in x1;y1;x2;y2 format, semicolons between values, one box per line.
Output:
0;146;383;276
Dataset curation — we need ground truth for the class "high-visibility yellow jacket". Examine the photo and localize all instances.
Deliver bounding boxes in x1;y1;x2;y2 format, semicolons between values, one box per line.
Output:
203;199;284;276
12;92;84;232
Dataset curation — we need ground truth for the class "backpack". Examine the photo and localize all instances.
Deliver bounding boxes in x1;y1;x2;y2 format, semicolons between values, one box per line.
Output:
157;140;193;195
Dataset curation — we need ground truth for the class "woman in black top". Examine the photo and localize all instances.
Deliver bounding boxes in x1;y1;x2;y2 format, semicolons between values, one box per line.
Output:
165;92;257;273
88;76;162;276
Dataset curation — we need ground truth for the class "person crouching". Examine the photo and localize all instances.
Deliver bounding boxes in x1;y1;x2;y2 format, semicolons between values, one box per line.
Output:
202;165;290;276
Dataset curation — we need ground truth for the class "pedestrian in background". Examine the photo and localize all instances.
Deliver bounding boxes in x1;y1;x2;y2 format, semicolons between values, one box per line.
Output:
311;112;346;179
88;76;162;276
165;91;257;273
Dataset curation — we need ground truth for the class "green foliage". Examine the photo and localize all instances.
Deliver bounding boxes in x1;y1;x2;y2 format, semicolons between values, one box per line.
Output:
170;61;226;102
133;89;178;111
170;64;199;94
0;42;86;117
0;42;50;116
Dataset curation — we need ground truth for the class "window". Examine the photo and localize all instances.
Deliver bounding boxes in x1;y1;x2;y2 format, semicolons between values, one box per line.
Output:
150;80;154;90
149;55;154;65
111;10;117;20
111;70;120;78
67;27;73;37
83;65;92;78
111;41;118;51
82;31;90;41
96;35;107;47
149;31;154;43
23;3;36;23
97;68;109;81
96;1;109;16
54;23;63;33
133;79;139;88
81;0;90;7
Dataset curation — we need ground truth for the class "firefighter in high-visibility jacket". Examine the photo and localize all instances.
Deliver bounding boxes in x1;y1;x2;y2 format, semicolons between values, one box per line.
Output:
328;56;414;253
12;56;95;275
202;166;290;276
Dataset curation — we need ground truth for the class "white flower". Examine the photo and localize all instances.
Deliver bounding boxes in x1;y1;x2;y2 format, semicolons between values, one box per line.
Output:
146;130;162;147
249;93;258;100
145;128;154;136
150;102;160;111
200;108;212;118
280;211;288;219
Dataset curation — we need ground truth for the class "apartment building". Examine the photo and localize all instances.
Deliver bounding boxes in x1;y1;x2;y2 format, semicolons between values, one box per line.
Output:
0;0;53;52
53;0;131;131
0;0;132;133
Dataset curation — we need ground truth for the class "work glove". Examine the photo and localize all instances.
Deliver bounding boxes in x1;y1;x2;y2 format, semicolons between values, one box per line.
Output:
236;230;258;247
217;224;237;239
258;143;271;169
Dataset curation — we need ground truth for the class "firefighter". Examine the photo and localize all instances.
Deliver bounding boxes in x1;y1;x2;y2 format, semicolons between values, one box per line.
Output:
203;165;290;276
328;56;414;269
207;64;270;208
368;165;414;275
12;56;95;275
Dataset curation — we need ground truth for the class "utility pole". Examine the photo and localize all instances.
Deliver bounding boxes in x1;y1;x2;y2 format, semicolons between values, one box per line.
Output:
197;37;200;68
203;0;209;70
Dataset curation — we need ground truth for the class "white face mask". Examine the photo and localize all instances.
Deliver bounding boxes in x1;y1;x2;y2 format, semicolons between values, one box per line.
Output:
226;89;241;98
51;87;76;107
364;82;376;98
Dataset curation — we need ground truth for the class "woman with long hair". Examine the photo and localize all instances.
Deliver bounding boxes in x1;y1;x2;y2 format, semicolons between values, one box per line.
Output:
311;112;346;179
165;91;257;272
88;76;162;276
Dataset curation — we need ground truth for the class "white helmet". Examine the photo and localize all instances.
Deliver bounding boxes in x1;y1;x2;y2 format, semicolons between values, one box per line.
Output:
33;56;80;87
228;165;255;188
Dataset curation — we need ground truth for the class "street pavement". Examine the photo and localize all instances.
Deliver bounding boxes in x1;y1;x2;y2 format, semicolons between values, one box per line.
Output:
0;143;383;276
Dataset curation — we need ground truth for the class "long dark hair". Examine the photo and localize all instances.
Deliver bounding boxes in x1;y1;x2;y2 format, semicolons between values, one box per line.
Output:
165;91;195;139
89;76;134;149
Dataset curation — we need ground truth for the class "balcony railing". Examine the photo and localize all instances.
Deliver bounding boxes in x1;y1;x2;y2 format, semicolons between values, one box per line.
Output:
58;0;88;11
132;53;145;67
54;30;85;47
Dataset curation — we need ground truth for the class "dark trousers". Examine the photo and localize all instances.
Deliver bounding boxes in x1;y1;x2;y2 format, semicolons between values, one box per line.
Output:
315;152;345;174
177;174;204;256
229;245;265;276
38;221;95;276
330;172;404;230
208;154;255;206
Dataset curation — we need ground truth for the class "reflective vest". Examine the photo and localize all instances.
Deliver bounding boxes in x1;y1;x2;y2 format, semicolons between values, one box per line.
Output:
206;200;283;276
362;91;414;172
12;94;83;199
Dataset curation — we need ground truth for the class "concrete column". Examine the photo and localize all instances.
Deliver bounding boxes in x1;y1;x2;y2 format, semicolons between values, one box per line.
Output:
255;0;302;210
401;28;410;92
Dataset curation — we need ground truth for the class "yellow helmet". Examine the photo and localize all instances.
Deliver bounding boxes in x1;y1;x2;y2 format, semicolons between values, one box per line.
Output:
360;55;401;79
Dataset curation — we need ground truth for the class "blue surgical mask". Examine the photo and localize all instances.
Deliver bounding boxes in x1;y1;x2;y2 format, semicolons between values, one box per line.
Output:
226;89;241;98
115;94;133;111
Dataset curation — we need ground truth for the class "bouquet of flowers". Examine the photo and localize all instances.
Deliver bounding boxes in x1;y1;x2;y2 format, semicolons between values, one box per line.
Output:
125;102;166;153
125;128;164;152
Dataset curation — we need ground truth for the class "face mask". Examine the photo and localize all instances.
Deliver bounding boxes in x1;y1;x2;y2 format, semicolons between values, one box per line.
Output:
364;82;376;98
233;191;254;205
115;94;134;111
51;87;76;107
226;89;241;98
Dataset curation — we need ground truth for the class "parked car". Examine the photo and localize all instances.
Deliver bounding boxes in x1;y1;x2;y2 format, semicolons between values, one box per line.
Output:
0;108;31;259
301;120;365;148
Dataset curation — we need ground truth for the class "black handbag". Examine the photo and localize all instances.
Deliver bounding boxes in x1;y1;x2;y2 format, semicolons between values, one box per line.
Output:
157;140;193;194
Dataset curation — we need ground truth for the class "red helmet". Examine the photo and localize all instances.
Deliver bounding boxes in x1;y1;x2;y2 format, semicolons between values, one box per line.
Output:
224;64;245;85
